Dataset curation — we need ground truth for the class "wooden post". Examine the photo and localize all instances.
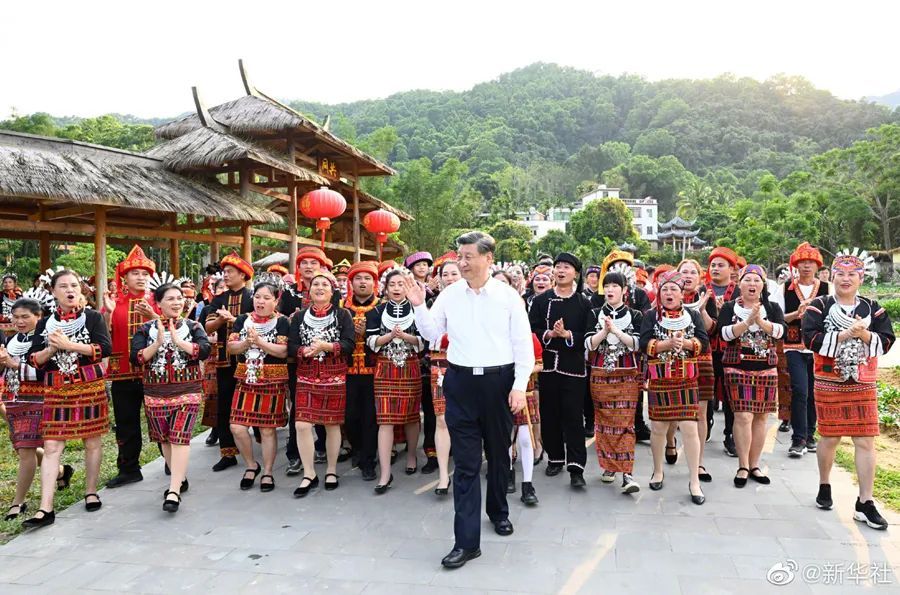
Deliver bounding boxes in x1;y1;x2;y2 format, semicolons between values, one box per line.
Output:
39;231;51;270
94;207;107;299
241;224;252;265
352;164;361;263
169;214;180;277
289;185;298;274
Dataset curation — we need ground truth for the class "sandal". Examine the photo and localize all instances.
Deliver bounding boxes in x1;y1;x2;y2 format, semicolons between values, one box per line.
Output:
4;502;27;521
665;438;678;465
324;473;340;491
259;474;275;493
240;462;262;490
698;465;712;483
84;493;102;512
56;464;74;490
749;467;771;485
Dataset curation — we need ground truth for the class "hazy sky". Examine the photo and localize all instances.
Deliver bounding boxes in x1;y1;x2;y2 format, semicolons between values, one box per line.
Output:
3;0;896;119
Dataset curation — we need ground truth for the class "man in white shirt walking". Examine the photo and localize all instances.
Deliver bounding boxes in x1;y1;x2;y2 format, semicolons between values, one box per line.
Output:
405;231;535;569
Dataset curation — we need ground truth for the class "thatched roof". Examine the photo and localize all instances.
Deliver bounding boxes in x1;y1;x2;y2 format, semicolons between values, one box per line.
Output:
146;126;329;184
154;94;395;176
0;131;282;224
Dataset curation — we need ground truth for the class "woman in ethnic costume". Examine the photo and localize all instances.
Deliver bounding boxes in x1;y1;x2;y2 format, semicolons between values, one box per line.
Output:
289;270;355;497
366;267;425;494
718;265;786;488
427;258;462;496
25;270;112;528
1;273;23;336
0;292;74;521
131;284;211;512
675;259;717;482
803;249;895;530
585;272;643;495
523;264;552;313
639;270;709;505
227;275;290;493
507;332;543;505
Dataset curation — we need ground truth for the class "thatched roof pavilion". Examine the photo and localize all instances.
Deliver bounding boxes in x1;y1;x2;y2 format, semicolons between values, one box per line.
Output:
0;129;283;292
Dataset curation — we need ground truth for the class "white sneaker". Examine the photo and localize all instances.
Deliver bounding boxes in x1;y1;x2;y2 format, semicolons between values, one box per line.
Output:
621;474;640;494
601;470;616;483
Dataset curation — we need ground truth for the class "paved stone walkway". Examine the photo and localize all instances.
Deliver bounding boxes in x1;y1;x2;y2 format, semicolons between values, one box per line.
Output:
0;410;898;594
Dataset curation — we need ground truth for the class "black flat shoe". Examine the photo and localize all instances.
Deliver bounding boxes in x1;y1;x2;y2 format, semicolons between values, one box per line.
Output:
212;455;237;472
337;447;352;463
162;490;181;513
164;463;171;476
689;483;705;505
421;457;439;475
570;473;586;489
405;462;417;475
22;509;54;529
649;472;664;491
390;450;398;465
493;518;514;536
507;467;516;494
441;547;481;569
4;502;27;521
181;478;189;493
324;473;340;491
374;474;394;494
240;463;262;490
205;429;219;446
293;475;319;498
545;463;563;477
520;482;539;506
698;466;712;483
259;474;275;493
778;420;790;433
749;467;771;485
56;464;75;490
533;449;545;466
734;467;750;488
665;438;678;465
435;477;452;496
84;493;102;512
106;471;143;488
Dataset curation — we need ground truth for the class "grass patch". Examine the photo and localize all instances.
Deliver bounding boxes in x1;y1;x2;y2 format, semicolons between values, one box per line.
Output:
834;435;900;512
0;386;209;543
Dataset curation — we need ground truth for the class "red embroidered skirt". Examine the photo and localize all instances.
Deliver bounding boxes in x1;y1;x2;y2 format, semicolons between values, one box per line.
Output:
374;356;421;425
145;393;201;445
231;379;288;428
6;402;44;449
775;341;792;421
513;370;541;426
815;379;878;437
590;367;640;472
42;378;109;441
725;367;778;414
646;358;699;422
697;353;714;402
430;356;448;417
295;359;347;426
201;363;218;427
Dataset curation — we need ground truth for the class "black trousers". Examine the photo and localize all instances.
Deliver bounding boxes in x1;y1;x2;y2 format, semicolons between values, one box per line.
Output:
538;372;587;474
787;351;817;442
216;364;238;456
111;379;145;474
285;363;299;461
422;374;437;458
444;365;514;551
711;351;735;437
582;377;594;431
345;374;377;472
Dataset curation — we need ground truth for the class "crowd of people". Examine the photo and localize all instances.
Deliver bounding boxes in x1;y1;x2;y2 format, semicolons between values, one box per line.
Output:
0;234;894;566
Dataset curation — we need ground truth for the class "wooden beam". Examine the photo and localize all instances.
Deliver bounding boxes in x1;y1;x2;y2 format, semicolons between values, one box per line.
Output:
247;183;291;202
103;225;244;245
287;135;298;276
0;218;95;235
250;228;291;242
95;207;108;302
41;205;103;221
177;218;247;232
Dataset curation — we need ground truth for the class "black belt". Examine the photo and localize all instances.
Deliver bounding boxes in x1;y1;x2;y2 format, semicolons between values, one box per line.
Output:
448;362;514;375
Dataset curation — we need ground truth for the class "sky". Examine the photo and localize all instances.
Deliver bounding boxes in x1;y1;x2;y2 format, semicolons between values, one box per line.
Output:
2;0;897;119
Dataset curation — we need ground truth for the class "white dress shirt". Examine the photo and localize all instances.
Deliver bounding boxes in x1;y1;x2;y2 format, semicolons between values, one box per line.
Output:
414;276;535;392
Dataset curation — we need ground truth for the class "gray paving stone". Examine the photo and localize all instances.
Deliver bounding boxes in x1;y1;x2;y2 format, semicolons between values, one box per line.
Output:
240;574;367;594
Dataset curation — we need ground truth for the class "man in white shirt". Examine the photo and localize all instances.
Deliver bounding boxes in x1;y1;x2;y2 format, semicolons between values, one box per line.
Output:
405;231;535;570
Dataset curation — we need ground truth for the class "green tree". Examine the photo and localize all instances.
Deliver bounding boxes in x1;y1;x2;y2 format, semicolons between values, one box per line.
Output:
534;229;576;257
633;129;677;158
56;244;128;279
488;220;533;243
568;198;636;246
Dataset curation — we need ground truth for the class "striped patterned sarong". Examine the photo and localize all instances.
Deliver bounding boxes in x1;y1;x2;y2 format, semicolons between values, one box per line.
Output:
590;367;640;472
5;402;44;449
200;364;218;427
697;353;715;402
775;340;792;421
430;355;448;417
42;379;109;440
815;379;878;437
724;367;778;414
646;357;699;422
295;359;348;426
230;379;288;428
513;370;540;426
145;393;201;445
375;356;422;425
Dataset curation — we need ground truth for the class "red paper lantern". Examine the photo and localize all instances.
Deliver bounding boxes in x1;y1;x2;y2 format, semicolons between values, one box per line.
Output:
300;186;347;248
363;209;401;260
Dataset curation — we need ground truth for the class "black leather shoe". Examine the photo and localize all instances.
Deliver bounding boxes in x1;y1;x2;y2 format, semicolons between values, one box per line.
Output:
164;463;171;476
570;473;586;489
324;473;340;491
374;474;394;494
361;467;377;482
698;466;712;483
212;456;237;472
749;467;771;485
734;467;749;488
163;490;181;513
293;475;319;498
545;463;563;477
649;472;664;491
689;483;706;505
441;547;481;569
181;478;189;493
4;502;27;521
665;438;678;465
205;428;219;446
106;471;143;488
240;463;262;490
493;518;514;536
507;467;516;494
435;477;452;496
22;509;55;529
421;457;439;474
259;474;275;493
778;420;790;433
520;482;539;506
56;464;75;490
84;493;102;512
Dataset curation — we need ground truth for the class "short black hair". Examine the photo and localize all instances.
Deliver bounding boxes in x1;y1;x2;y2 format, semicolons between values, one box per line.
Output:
456;231;495;255
11;298;41;316
153;283;183;303
49;269;79;289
